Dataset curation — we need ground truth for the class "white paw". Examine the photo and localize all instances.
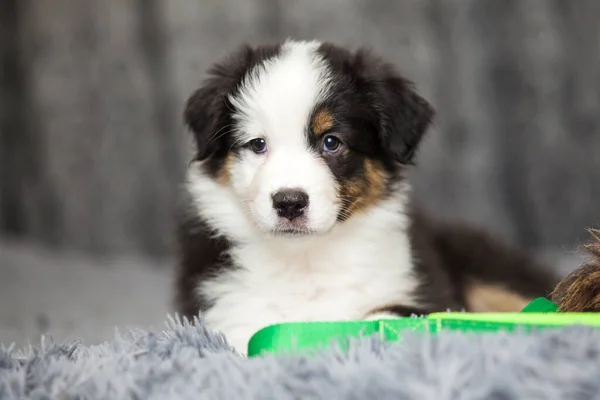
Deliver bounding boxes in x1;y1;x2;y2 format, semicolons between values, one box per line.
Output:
363;311;400;321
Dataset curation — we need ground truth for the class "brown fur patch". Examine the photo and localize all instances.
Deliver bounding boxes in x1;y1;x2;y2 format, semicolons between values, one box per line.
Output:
339;159;387;217
465;282;533;312
217;153;234;185
311;108;334;136
550;229;600;312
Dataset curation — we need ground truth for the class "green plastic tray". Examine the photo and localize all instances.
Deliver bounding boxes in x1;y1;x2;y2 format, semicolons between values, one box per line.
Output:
247;298;600;357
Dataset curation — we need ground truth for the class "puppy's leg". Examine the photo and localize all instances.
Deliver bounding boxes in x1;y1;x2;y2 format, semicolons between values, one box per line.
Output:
550;230;600;312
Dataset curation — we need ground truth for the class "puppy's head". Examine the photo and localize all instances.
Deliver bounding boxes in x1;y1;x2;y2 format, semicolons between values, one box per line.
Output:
184;40;434;237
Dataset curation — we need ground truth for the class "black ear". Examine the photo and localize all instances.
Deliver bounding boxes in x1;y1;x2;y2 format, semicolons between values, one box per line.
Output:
377;74;435;164
183;77;231;161
354;50;435;164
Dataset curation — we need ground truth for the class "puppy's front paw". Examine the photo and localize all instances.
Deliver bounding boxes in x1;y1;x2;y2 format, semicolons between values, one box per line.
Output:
364;311;401;321
551;230;600;312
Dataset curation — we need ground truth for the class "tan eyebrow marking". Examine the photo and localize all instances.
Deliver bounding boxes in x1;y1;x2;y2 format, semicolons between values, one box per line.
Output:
311;108;334;136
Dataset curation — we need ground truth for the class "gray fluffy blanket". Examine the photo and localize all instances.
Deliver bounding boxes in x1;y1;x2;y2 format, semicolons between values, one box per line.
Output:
2;315;600;400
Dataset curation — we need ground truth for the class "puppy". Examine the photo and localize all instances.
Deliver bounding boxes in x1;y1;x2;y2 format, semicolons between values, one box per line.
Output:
174;39;559;353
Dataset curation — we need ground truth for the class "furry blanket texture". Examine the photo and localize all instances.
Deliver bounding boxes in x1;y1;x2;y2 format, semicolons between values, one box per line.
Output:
1;315;600;400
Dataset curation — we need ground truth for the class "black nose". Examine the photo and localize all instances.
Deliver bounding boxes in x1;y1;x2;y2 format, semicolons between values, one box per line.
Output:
272;189;309;221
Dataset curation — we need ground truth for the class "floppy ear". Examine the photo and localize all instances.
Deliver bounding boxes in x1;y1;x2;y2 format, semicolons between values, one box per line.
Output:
376;74;435;164
183;79;231;161
354;50;435;164
183;46;250;162
184;46;254;161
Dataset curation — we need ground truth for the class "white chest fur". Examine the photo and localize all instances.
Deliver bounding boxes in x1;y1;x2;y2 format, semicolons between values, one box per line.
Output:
186;166;418;354
198;201;418;354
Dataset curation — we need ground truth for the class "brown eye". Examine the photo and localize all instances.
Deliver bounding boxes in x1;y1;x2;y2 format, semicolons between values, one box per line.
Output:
249;138;267;154
322;135;342;153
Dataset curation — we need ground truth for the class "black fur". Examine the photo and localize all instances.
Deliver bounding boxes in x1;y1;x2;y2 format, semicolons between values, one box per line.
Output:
175;40;559;320
174;193;233;316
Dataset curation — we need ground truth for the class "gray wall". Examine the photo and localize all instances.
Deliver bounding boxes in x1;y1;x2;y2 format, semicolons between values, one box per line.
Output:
2;0;599;258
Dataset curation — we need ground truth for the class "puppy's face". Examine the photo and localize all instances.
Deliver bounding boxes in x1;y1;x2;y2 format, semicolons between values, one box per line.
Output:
184;40;434;237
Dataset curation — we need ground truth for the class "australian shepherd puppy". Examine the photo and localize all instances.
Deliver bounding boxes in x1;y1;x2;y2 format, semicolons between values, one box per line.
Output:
175;39;559;353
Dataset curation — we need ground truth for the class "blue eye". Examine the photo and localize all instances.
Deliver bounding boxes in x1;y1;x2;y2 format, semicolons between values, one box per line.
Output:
249;138;267;154
322;135;342;153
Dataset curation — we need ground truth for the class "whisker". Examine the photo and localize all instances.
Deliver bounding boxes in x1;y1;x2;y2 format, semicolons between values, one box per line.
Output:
208;124;235;144
229;136;247;152
222;94;236;114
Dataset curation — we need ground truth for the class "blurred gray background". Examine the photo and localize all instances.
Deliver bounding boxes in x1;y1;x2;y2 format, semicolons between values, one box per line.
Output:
1;0;599;346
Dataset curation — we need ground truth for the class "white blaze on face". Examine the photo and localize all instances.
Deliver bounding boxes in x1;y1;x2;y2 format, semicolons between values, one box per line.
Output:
227;40;340;234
